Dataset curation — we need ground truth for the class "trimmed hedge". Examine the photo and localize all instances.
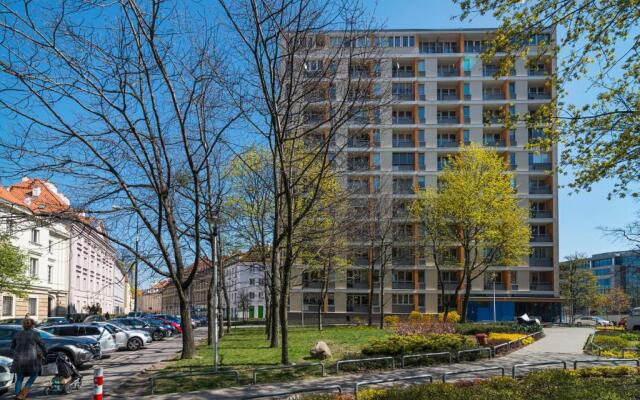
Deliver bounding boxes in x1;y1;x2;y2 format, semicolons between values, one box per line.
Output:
455;322;540;335
361;334;476;357
593;335;630;350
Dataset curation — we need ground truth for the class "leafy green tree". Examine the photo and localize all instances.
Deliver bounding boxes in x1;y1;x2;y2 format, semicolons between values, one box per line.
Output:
601;287;631;319
560;253;599;321
455;0;640;198
412;145;530;322
0;235;31;298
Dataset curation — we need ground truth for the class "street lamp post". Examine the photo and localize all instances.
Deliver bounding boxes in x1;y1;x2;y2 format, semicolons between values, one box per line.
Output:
489;272;497;323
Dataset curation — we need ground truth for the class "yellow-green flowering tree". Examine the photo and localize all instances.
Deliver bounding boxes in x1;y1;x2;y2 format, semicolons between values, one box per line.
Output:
0;235;31;298
455;0;640;199
412;145;530;322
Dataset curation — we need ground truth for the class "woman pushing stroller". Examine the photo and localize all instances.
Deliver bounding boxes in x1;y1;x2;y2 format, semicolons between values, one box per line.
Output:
10;316;46;399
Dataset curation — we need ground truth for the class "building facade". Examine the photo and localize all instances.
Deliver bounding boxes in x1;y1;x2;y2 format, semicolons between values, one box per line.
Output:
288;28;560;323
580;251;640;306
161;258;212;317
224;262;267;320
140;280;167;314
0;181;70;321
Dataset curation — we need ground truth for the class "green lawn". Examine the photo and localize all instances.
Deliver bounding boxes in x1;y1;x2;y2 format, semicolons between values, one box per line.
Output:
153;325;391;394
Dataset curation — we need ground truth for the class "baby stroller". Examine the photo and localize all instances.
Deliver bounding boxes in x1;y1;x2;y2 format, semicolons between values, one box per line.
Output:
43;353;82;395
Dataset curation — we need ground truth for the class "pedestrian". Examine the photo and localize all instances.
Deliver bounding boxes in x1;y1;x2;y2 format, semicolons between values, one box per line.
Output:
105;312;110;320
10;316;47;399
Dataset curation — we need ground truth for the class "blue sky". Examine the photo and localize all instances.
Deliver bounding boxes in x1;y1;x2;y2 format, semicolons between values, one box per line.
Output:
364;0;638;259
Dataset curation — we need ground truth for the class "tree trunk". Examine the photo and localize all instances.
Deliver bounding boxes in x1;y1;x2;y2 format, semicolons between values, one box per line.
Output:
264;271;271;337
367;260;374;326
178;295;195;359
461;274;473;322
378;265;385;329
207;286;214;346
279;288;289;365
217;286;224;338
269;252;279;348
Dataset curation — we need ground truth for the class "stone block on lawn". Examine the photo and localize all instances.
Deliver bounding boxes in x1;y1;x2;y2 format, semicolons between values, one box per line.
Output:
309;341;332;359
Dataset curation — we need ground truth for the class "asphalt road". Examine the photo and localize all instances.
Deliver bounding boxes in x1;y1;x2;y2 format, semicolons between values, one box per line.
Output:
2;327;207;399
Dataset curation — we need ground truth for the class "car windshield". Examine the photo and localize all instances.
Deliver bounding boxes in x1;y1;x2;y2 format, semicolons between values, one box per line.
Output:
35;328;55;339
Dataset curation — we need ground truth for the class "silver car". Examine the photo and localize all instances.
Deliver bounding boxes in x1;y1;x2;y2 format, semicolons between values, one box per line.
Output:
0;355;12;397
92;322;151;351
41;324;117;357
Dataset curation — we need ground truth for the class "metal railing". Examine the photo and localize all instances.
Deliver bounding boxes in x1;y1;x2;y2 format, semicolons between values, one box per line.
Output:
336;356;395;373
574;359;640;369
457;347;492;361
442;366;505;382
512;361;567;378
150;369;240;395
252;362;324;384
355;374;433;399
242;385;342;399
401;351;453;368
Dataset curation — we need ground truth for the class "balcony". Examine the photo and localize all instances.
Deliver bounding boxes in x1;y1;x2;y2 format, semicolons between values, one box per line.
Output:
347;280;370;290
484;282;506;291
437;139;458;148
349;70;371;79
393;93;415;101
392;258;414;266
347;138;370;148
392;281;414;290
393;139;414;148
530;210;553;219
437;93;459;101
530;283;553;291
529;257;553;267
393;70;415;78
346;305;370;313
483;67;499;76
529;162;552;171
483;138;506;147
483;93;506;100
437;116;459;124
303;281;323;289
347;162;370;172
531;234;552;243
393;164;415;172
393;116;415;125
528;92;552;100
437;68;458;77
392;304;415;313
510;139;518;146
529;185;552;194
438;282;460;291
528;69;549;76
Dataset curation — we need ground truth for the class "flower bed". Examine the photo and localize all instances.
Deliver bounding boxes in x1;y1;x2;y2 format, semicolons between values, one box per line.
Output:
456;322;540;335
362;333;476;357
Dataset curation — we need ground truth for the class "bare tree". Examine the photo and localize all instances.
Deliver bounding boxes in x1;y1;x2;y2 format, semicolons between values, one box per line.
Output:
0;1;232;358
237;289;251;321
216;0;383;363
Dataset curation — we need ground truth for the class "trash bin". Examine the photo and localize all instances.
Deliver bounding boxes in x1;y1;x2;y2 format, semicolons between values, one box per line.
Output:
475;333;488;346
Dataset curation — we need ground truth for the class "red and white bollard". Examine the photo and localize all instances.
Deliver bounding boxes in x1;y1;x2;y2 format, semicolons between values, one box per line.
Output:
93;367;103;400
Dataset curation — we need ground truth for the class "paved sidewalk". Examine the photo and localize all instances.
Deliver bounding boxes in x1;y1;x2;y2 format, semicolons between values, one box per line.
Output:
145;327;608;400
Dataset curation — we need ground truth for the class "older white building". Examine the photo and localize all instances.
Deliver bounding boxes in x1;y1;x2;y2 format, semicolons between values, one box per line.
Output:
0;181;70;320
224;262;267;319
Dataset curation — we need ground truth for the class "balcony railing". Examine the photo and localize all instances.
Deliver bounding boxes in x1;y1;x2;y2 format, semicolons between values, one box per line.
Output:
483;138;506;147
529;185;552;194
483;93;506;100
528;92;552;100
529;257;553;266
392;304;415;313
530;283;553;291
437;140;458;148
393;140;414;148
528;70;549;76
484;283;506;290
437;69;458;77
393;187;414;195
303;281;323;289
303;304;322;312
392;281;414;290
347;162;370;171
392;258;414;266
437;93;459;101
438;282;460;290
346;305;370;313
530;162;552;171
393;70;415;78
351;257;370;266
530;210;553;219
510;139;518;146
347;138;370;148
393;93;415;101
349;70;371;79
347;281;370;289
393;116;415;125
531;234;552;242
509;164;518;170
483;68;499;76
393;164;415;171
438;116;458;124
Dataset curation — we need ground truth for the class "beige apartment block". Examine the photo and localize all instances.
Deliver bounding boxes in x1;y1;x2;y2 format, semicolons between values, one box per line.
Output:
288;28;560;324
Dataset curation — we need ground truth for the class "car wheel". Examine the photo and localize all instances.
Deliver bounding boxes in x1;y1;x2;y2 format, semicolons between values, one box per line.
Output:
576;322;582;326
152;331;162;341
127;337;143;351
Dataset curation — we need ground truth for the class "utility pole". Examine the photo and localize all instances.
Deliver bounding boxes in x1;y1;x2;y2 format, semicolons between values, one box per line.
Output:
134;218;139;313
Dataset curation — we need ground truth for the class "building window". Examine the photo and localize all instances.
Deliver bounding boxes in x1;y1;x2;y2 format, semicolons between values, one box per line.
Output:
28;298;37;316
48;265;54;284
48;240;53;253
29;258;38;278
31;229;40;244
249;278;255;285
249;292;255;300
2;296;13;317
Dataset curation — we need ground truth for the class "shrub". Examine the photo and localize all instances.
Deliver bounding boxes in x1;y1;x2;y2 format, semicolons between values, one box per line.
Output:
438;311;461;323
407;311;431;324
592;335;628;350
384;315;400;327
521;336;534;346
456;322;540;335
619;332;640;342
487;332;526;343
362;333;476;356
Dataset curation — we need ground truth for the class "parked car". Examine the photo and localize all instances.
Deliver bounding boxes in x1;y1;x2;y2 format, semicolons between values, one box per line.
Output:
39;317;70;327
574;316;611;326
0;318;30;325
141;319;174;337
91;322;151;351
149;317;181;334
111;318;166;341
593;317;613;326
127;312;149;318
0;325;99;367
625;307;640;331
83;315;107;323
0;355;12;397
40;324;117;357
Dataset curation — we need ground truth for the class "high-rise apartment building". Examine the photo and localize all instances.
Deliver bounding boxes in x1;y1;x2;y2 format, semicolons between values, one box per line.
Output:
288;28;560;323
